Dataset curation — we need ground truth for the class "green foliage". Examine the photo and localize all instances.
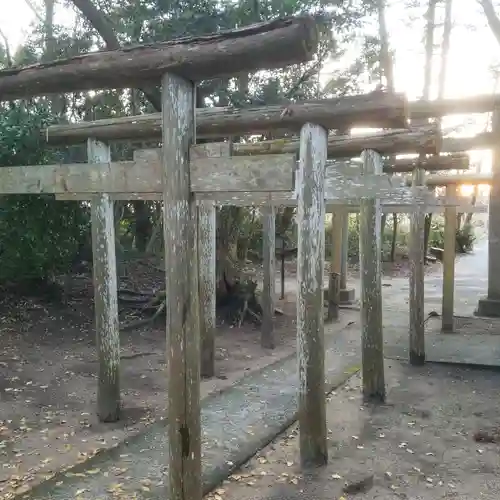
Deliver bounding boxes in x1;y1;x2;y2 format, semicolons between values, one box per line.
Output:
428;218;476;254
0;103;90;282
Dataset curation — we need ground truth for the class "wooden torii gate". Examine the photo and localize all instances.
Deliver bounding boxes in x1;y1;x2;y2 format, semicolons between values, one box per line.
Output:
0;15;488;500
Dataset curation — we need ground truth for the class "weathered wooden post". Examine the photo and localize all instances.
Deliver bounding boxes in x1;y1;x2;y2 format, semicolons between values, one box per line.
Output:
297;122;328;467
359;150;385;402
409;167;426;364
262;205;276;348
327;209;342;320
279;236;286;300
88;138;120;423
162;73;201;500
442;184;457;332
477;107;500;317
198;200;216;378
339;209;356;303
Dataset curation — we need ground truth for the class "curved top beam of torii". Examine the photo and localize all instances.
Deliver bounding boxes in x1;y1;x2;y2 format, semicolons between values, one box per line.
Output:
0;16;318;101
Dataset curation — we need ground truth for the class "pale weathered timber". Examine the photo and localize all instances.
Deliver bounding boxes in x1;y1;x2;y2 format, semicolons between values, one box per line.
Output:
477;108;500;316
43;92;409;144
162;74;201;500
53;190;488;213
41;93;500;146
297;122;328;468
192;153;296;192
327;210;342;321
198;201;216;379
410;172;493;186
408;167;426;365
88;139;120;423
0;152;295;195
262;205;276;349
0;17;317;101
441;132;493;153
359;149;385;403
384;153;469;174
409;94;500;119
340;211;349;289
196;143;220;379
234;125;440;158
442;184;457;333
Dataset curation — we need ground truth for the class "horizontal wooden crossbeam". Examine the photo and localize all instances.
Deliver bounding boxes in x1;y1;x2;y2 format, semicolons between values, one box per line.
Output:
0;148;295;195
43;92;409;143
0;16;318;101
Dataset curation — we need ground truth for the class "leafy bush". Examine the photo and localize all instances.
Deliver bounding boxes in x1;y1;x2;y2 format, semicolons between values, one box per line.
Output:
0;103;90;282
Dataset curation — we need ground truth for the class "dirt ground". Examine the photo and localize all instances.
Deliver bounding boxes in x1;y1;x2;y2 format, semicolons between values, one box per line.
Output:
209;360;500;500
0;259;307;498
0;253;442;499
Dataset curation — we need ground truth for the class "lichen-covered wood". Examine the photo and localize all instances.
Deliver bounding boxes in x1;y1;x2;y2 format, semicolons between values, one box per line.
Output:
0;16;318;101
442;184;457;333
0;151;295;195
359;149;385;403
43;92;408;144
162;73;201;500
88;139;120;423
234;124;440;158
191;153;296;192
385;153;469;173
198;201;216;378
261;205;276;349
409;94;500;119
420;172;493;186
327;210;342;321
409;167;426;365
297;122;328;467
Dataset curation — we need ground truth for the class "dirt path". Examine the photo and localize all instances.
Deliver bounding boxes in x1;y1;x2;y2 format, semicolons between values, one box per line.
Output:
211;359;500;500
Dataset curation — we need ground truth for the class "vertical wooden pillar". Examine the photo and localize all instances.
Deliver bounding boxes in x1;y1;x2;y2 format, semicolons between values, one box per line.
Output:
442;185;457;332
198;201;216;378
88;138;120;423
262;205;276;349
340;210;349;290
359;149;385;403
409;167;426;364
280;236;286;300
477;108;500;316
297;122;328;468
327;210;341;320
162;73;201;500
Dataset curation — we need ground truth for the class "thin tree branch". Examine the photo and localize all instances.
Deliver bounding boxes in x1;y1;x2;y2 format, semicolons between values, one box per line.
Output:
24;0;44;22
70;0;162;111
0;27;13;67
478;0;500;48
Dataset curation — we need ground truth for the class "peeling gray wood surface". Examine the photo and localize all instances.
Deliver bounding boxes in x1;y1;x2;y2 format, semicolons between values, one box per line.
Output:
0;152;295;194
359;149;385;403
261;205;276;349
162;74;201;500
198;200;216;378
409;167;426;365
191;153;295;192
297;122;328;467
442;184;457;333
88;138;120;423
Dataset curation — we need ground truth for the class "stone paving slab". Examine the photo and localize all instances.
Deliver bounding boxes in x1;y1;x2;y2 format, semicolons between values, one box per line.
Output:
385;331;500;367
17;321;362;500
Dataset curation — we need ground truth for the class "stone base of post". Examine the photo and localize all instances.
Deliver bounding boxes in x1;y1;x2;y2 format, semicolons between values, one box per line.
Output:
339;288;356;305
475;297;500;317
